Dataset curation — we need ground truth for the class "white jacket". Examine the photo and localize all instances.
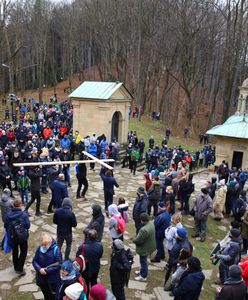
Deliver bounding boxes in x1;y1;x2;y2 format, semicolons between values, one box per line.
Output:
164;222;183;250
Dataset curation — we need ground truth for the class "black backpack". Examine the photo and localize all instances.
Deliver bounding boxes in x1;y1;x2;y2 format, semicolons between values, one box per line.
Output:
9;214;29;245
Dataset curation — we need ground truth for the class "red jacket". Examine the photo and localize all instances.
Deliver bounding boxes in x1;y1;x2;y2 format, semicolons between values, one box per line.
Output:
7;130;15;142
59;126;68;136
144;173;152;192
43;128;52;139
240;257;248;286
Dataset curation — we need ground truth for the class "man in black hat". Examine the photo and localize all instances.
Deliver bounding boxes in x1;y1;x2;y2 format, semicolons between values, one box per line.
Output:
133;187;148;233
211;228;242;284
215;265;246;300
191;188;213;242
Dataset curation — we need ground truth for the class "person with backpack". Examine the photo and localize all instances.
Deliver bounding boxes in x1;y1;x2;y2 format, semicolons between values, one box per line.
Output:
147;178;161;217
100;167;119;215
108;204;126;241
5;199;30;276
53;198;77;261
75;229;103;293
133;213;156;282
32;232;62;299
151;202;171;263
110;239;133;300
58;260;87;300
191;188;213;242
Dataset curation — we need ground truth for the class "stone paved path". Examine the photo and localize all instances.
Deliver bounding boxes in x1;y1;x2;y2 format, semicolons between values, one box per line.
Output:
0;167;221;299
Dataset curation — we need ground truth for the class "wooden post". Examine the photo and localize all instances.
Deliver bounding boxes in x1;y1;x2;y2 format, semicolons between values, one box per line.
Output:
83;151;113;170
13;158;114;168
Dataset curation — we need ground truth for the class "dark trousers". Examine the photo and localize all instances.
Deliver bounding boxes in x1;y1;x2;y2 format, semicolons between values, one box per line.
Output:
41;174;48;192
164;264;176;287
182;194;190;212
47;187;55;212
219;262;229;284
12;240;28;272
130;161;137;175
104;190;113;211
85;272;98;297
112;282;126;300
90;162;95;170
57;234;72;261
155;237;165;260
76;176;88;197
122;157;130;168
147;202;158;216
195;218;207;238
26;190;41;213
38;282;58;300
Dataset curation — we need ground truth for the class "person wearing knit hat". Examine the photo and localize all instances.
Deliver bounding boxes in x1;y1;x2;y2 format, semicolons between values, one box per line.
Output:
110;239;133;299
191;187;213;242
215;265;246;300
133;212;156;282
53;197;77;260
211;228;242;284
213;178;227;220
64;282;86;300
164;227;193;291
171;256;205;299
133;188;148;233
89;283;115;300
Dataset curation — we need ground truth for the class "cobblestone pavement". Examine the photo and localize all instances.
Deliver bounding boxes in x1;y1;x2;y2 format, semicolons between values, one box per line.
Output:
0;167;219;299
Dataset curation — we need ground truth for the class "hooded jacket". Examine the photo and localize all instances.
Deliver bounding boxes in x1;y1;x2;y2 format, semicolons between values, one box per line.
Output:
133;194;148;229
53;198;77;236
108;204;123;239
172;269;205;300
84;206;105;242
32;239;62;284
0;192;13;223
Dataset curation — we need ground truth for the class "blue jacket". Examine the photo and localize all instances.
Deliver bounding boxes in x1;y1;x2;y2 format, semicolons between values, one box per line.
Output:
172;270;205;300
4;208;30;239
53;208;77;236
100;168;119;192
88;144;97;157
154;211;170;239
133;194;148;224
61;138;71;149
168;238;193;267
76;240;103;279
53;179;68;208
47;166;61;188
32;239;62;284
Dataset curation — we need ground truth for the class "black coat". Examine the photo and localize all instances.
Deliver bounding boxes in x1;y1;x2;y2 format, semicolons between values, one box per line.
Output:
110;249;131;285
215;280;246;300
84;214;105;242
29;168;42;192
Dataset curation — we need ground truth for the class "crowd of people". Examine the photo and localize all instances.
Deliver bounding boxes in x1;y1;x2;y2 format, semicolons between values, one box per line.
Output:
0;96;248;300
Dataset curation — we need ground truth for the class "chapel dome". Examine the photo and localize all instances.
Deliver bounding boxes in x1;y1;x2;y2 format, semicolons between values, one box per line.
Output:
242;78;248;87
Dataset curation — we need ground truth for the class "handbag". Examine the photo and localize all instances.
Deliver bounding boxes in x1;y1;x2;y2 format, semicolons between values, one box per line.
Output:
3;232;12;254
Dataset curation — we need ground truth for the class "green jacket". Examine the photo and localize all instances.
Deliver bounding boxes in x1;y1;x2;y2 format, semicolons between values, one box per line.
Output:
18;176;30;190
133;221;156;256
131;149;140;162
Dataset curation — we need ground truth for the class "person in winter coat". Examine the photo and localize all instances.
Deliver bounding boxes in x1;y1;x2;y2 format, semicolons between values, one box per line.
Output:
147;179;161;216
25;166;42;216
117;197;129;223
84;204;105;242
53;174;68;208
64;282;87;300
110;239;133;300
233;190;247;222
76;155;88;199
191;188;213;242
32;233;62;299
88;142;97;170
89;283;116;300
5;199;30;275
213;179;227;220
100;168;119;214
76;229;103;292
61;135;71;150
58;260;87;300
60;148;71;187
164;212;183;254
43;125;53;140
133;213;156;282
164;227;193;290
144;173;152;192
239;256;248;286
53;198;77;260
211;228;242;284
215;265;246;300
108;204;124;241
130;146;140;175
17;167;30;205
179;173;194;215
0;188;13;250
0;159;13;196
165;185;175;215
47;164;62;213
241;205;248;253
133;187;148;233
151;202;170;262
172;256;205;300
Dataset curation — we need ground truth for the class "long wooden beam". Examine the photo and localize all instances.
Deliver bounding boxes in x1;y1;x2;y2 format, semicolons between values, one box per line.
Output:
83;151;113;170
13;158;115;168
